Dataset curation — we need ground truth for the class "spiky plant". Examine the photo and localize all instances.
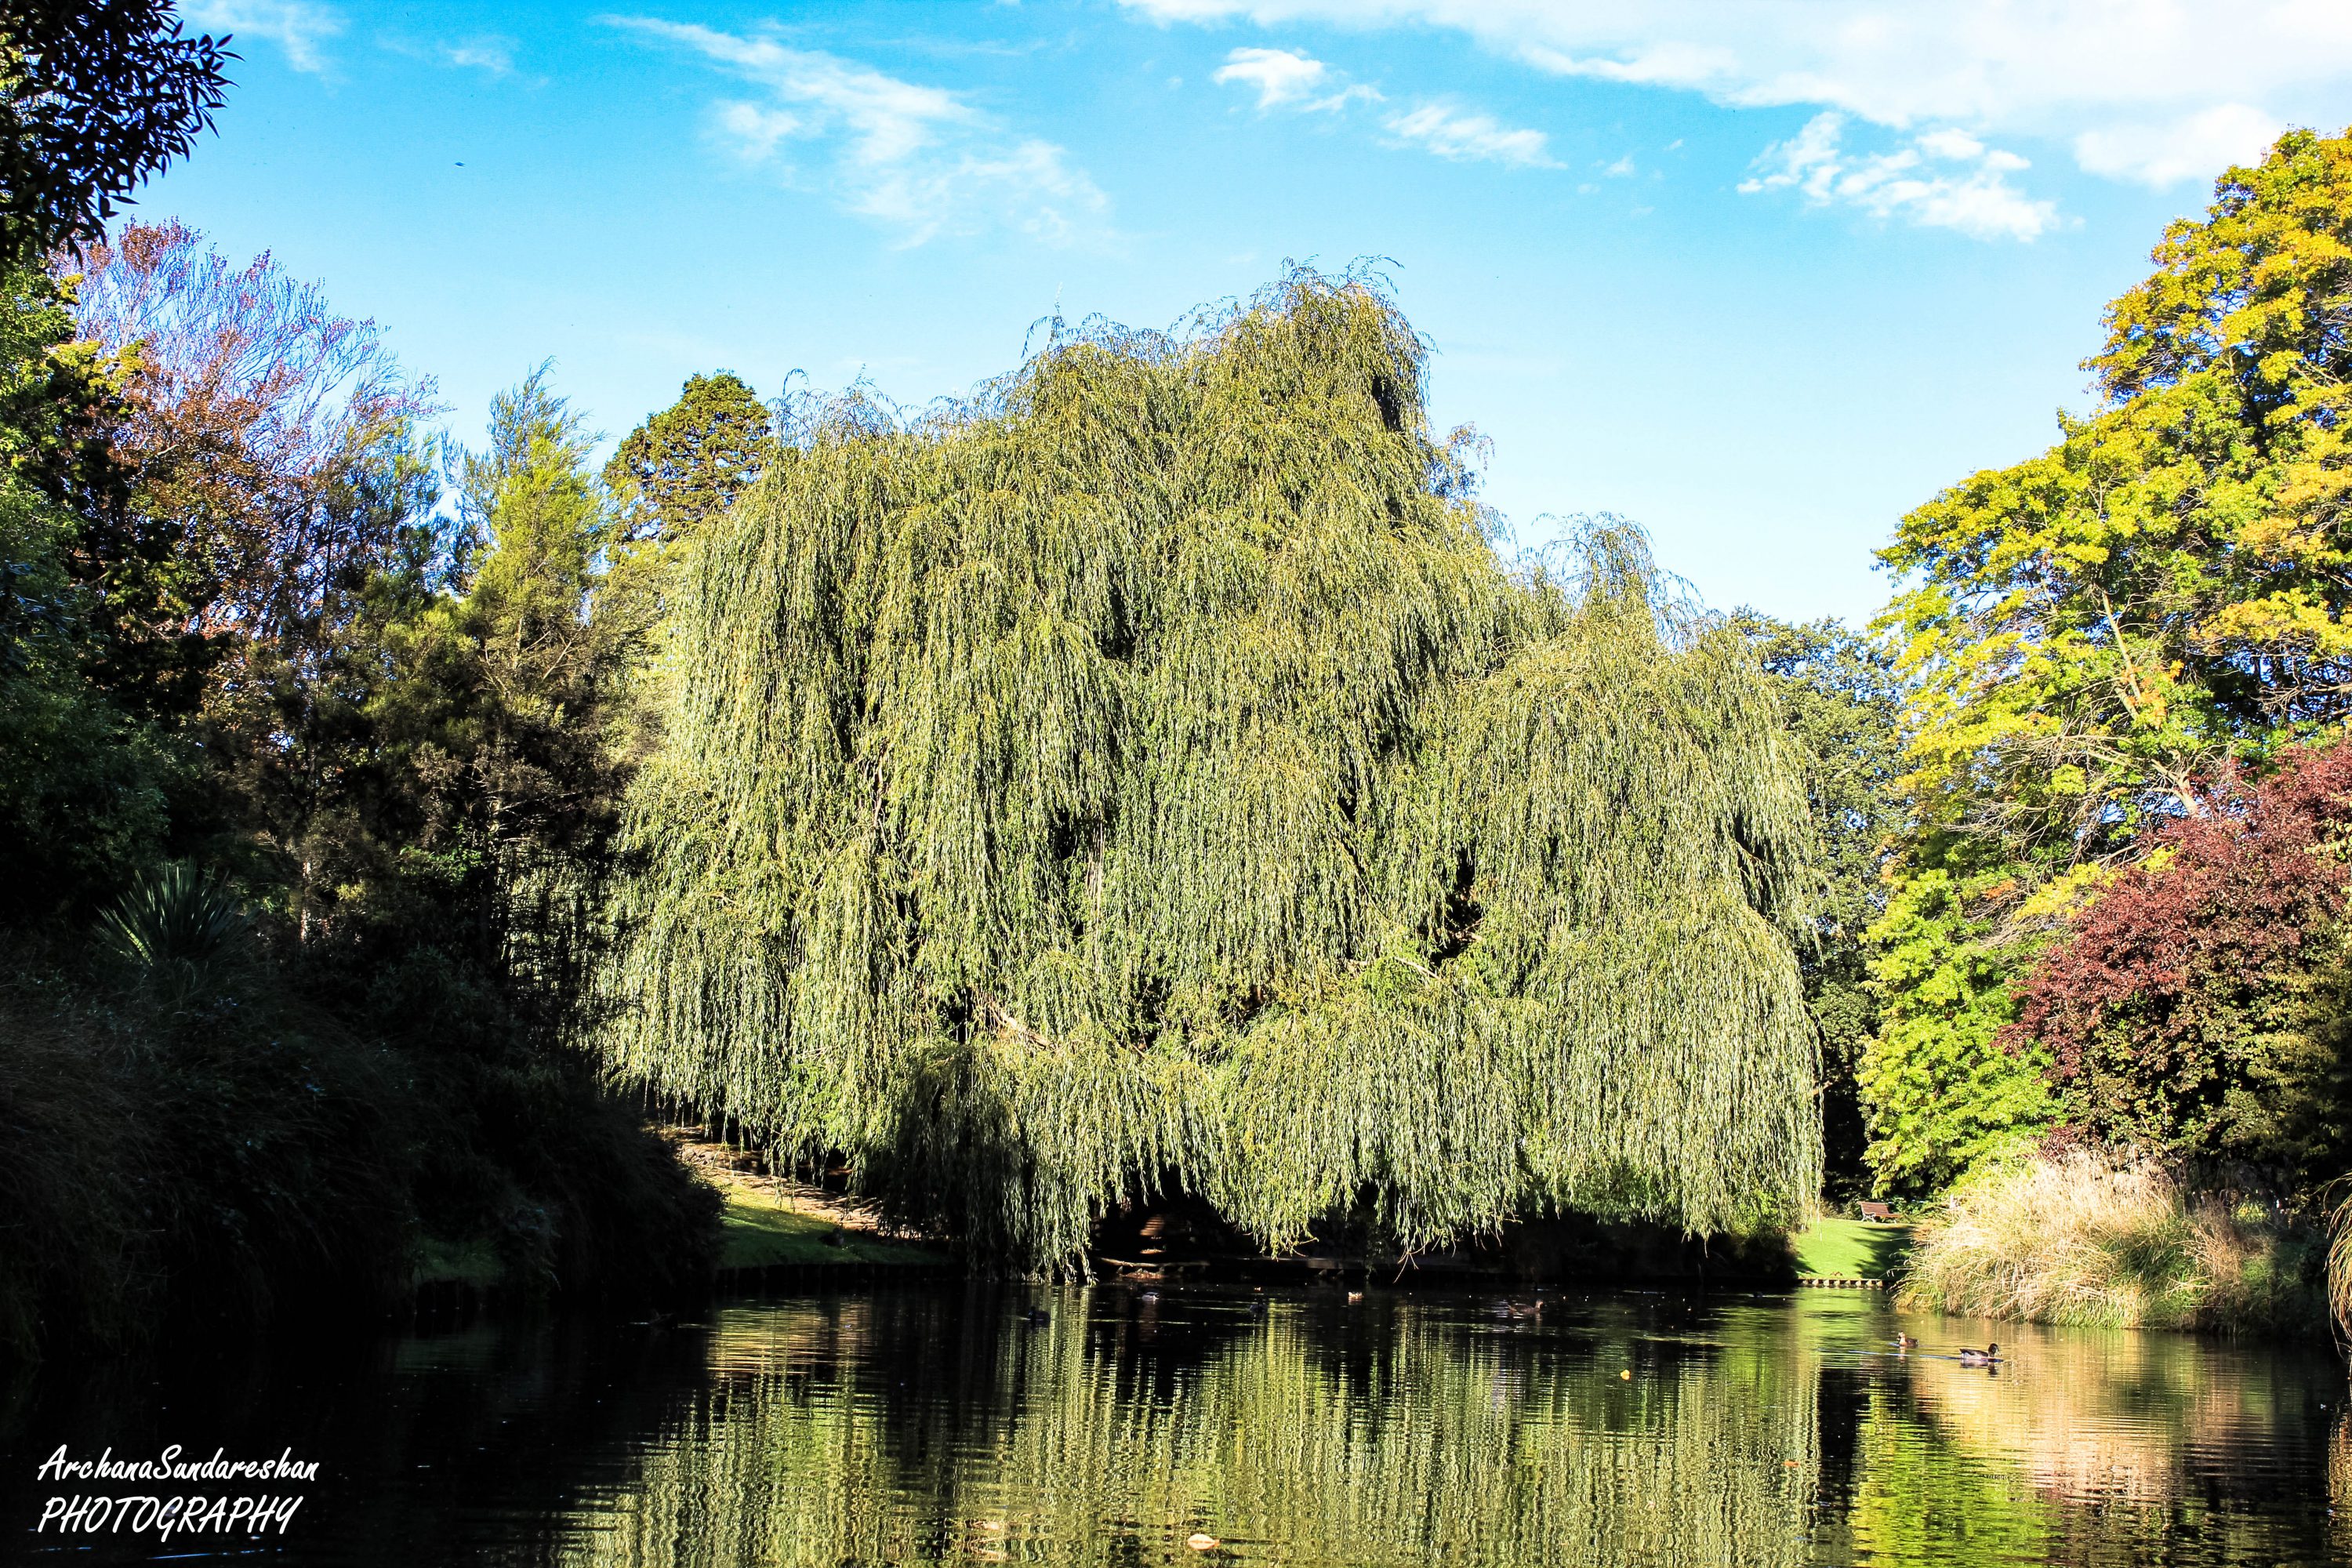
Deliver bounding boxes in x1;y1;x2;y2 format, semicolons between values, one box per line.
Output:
600;269;1822;1267
100;862;247;975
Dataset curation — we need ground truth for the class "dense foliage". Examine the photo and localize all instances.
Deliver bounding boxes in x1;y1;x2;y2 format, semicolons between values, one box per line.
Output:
603;274;1825;1269
1865;126;2352;1194
1730;613;1902;1196
0;220;720;1357
604;368;775;547
2010;736;2352;1184
0;2;230;263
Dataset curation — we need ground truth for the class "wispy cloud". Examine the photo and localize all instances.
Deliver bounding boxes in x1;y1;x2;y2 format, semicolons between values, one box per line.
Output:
1740;112;2059;241
186;0;344;74
1119;0;2341;194
1211;46;1374;111
609;18;1109;247
715;103;803;162
1207;42;1548;172
440;37;516;78
1383;103;1555;167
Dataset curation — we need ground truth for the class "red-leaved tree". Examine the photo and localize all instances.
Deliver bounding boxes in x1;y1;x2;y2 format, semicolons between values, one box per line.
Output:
2009;735;2352;1186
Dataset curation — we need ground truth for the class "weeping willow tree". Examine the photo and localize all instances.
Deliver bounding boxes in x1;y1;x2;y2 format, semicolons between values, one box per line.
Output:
600;270;1821;1267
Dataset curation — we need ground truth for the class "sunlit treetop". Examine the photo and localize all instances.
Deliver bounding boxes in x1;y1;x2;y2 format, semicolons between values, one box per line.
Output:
2092;128;2352;406
604;370;776;549
1878;125;2352;879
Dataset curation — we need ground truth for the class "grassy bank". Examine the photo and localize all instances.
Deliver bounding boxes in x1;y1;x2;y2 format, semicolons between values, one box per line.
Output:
1792;1217;1914;1282
718;1199;951;1271
684;1149;950;1272
1896;1150;2325;1334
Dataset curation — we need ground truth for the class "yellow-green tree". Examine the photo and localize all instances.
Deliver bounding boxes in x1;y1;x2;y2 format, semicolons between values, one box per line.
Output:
1866;125;2352;1189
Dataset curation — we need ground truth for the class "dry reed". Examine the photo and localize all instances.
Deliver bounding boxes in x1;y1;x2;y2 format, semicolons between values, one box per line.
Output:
1899;1149;2322;1333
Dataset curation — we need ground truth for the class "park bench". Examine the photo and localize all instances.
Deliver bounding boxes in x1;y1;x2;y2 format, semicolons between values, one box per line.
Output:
1859;1201;1896;1223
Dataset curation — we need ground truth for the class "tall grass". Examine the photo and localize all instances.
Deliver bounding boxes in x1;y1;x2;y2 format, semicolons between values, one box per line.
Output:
1897;1149;2324;1334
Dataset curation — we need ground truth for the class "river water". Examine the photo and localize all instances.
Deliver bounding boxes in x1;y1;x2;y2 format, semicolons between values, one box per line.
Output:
5;1283;2345;1565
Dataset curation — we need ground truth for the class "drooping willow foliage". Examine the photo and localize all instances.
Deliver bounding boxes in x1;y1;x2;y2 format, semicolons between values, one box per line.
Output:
600;269;1822;1266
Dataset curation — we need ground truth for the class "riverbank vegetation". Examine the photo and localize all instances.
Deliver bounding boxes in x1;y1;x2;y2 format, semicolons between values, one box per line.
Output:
11;3;2352;1350
0;214;724;1356
1857;127;2352;1338
1898;1150;2323;1332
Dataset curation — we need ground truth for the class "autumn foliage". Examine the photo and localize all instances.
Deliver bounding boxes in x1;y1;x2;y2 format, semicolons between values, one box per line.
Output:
2010;736;2352;1183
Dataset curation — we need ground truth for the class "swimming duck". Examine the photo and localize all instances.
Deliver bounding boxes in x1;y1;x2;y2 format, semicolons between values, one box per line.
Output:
1494;1298;1544;1321
1892;1333;1918;1351
1957;1341;2000;1365
1346;1290;1365;1305
1024;1306;1051;1326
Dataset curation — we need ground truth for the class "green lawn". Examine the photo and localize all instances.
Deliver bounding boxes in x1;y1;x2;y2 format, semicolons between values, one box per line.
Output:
1792;1217;1915;1280
719;1193;950;1270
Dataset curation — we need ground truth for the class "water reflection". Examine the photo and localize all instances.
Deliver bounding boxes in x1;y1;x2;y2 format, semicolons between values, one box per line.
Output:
3;1286;2342;1566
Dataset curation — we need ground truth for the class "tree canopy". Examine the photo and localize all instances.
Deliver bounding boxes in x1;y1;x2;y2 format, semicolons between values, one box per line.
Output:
0;2;230;263
1864;126;2352;1191
1731;612;1903;1196
604;369;774;548
2011;735;2352;1186
600;272;1824;1267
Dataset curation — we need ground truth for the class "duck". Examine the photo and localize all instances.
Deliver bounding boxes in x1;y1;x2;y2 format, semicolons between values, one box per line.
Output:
1249;1296;1269;1318
1024;1306;1051;1326
1494;1298;1544;1322
1346;1290;1365;1305
1136;1289;1161;1305
1892;1333;1918;1352
1957;1341;2000;1365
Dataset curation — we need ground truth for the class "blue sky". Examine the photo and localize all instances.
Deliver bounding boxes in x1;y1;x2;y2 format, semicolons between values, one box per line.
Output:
156;1;2352;623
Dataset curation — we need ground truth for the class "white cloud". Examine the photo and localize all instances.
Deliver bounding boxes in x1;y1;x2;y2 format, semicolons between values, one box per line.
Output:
1385;103;1555;166
1741;111;2059;241
611;19;1109;247
2075;103;2288;186
1117;0;2349;189
440;37;515;77
186;1;344;74
715;102;803;162
1211;46;1374;111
